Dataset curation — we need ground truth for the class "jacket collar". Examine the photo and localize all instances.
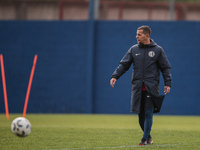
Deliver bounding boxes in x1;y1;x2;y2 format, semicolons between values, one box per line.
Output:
138;39;157;48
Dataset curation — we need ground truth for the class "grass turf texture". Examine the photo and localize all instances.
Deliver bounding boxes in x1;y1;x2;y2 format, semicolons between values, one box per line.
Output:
0;114;200;150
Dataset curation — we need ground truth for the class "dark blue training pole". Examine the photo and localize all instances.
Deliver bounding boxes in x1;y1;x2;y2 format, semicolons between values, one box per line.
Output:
86;0;96;113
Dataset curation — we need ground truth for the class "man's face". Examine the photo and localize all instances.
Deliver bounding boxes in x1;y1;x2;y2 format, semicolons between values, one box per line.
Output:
136;29;148;44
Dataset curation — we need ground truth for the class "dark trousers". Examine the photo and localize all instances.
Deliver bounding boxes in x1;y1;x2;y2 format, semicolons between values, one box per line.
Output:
138;91;154;140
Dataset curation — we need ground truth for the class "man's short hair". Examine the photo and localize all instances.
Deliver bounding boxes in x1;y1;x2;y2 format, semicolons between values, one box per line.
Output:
138;25;151;35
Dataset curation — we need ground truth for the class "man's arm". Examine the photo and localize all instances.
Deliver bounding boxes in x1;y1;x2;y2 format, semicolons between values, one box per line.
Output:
158;48;172;94
111;48;133;81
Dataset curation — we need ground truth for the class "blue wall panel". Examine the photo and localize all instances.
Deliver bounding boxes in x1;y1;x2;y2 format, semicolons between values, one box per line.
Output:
0;21;200;115
94;21;200;115
0;21;88;113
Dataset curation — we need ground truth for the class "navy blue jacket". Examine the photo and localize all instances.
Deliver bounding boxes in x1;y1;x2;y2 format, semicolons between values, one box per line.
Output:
111;39;172;113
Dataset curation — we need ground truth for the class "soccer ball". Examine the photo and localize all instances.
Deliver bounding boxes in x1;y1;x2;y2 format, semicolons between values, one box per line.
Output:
11;117;31;137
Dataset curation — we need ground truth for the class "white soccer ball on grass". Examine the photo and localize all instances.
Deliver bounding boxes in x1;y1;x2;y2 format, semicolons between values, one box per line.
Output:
11;117;32;137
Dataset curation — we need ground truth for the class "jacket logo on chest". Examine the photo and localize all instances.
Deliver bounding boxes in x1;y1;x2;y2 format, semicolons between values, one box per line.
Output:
135;53;141;56
148;51;155;57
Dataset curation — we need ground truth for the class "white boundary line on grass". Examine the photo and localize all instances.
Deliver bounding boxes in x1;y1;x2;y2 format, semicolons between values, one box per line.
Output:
44;143;185;150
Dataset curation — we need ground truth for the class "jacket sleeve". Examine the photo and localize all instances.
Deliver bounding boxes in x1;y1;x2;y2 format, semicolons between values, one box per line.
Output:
158;48;172;87
111;48;133;80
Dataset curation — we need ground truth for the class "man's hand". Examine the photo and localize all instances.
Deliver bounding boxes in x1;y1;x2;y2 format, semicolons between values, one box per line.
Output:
164;86;170;95
110;78;117;88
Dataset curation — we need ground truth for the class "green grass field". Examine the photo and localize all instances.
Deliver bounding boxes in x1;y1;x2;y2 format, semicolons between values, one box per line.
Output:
0;114;200;150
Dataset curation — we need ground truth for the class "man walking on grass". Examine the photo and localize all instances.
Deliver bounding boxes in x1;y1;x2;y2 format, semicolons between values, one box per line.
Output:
110;25;172;145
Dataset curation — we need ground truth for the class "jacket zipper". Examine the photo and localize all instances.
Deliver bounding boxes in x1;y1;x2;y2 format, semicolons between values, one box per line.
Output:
142;49;146;85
